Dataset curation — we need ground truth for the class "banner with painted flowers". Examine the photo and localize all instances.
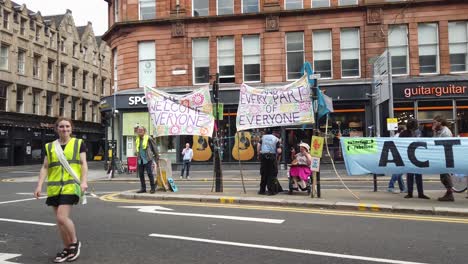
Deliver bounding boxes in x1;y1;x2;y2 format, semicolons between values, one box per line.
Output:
236;74;314;131
144;86;214;137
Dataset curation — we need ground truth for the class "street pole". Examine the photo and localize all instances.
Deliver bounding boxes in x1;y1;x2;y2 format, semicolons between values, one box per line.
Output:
111;85;116;179
213;73;223;192
311;76;321;198
387;49;394;137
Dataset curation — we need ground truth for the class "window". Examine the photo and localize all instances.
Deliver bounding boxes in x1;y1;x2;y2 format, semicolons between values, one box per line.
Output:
32;90;40;114
82;46;87;61
218;0;233;15
20;18;26;35
340;28;360;77
138;41;156;88
114;0;120;22
73;43;78;57
312;0;330;7
139;0;155;19
418;23;439;74
243;35;260;82
93;74;97;93
193;0;209;17
3;10;9;30
71;97;78;119
0;45;8;71
92;104;97;122
60;37;66;53
59;95;66;117
49;31;55;49
16;86;25;113
112;49;118;90
217;37;235;83
60;63;66;84
47;59;54;81
35;25;41;41
242;0;259;13
72;67;78;88
101;78;106;95
285;0;302;10
17;49;25;74
83;71;88;90
313;30;332;78
81;100;87;121
0;83;7;111
388;25;408;75
448;21;468;72
192;38;209;84
33;55;41;78
46;92;54;116
93;52;98;65
339;0;357;5
286;32;304;80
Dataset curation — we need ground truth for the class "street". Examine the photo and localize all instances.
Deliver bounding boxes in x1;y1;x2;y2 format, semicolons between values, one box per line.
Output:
1;179;467;264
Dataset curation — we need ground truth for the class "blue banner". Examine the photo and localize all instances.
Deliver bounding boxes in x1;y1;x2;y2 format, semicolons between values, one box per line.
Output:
340;137;468;175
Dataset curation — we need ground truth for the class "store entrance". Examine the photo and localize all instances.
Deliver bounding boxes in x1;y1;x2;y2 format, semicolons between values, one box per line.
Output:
13;139;25;165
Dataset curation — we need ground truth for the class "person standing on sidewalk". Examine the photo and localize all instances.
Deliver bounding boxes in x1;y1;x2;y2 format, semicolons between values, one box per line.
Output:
135;126;158;193
257;128;282;195
400;119;430;199
34;117;87;263
388;126;407;193
180;143;193;179
432;116;455;202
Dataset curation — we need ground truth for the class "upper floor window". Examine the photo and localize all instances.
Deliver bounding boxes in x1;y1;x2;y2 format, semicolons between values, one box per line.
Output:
3;10;9;30
47;59;55;82
242;0;259;13
418;23;439;74
83;71;88;90
0;45;9;71
60;63;67;85
71;97;78;119
81;100;87;121
92;104;97;122
448;21;468;73
59;94;66;117
218;36;235;83
138;41;156;88
139;0;156;20
46;92;54;116
17;49;25;74
101;78;107;95
114;0;120;22
82;46;87;61
113;49;118;90
312;0;330;8
0;83;7;112
193;0;209;17
20;18;26;35
33;54;41;78
73;43;79;57
93;74;98;93
72;67;78;88
285;0;302;10
32;89;40;114
16;85;25;113
35;25;41;42
192;38;209;84
218;0;233;15
286;32;304;80
243;35;261;82
388;25;408;75
340;28;360;77
339;0;357;5
313;30;332;79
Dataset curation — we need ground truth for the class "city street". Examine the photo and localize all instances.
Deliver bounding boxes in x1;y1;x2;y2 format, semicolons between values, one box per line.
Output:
1;178;467;264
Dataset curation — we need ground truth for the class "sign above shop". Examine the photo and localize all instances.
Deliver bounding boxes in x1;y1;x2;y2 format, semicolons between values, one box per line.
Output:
394;82;468;99
129;96;147;106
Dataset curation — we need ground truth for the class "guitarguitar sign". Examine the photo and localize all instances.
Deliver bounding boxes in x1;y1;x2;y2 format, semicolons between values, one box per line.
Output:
144;86;214;137
236;75;314;131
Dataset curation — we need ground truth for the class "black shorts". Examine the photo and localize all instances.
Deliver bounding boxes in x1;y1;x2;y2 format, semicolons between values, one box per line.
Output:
46;194;79;207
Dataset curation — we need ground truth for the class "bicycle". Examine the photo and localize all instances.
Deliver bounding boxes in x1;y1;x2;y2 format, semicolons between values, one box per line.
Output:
451;174;468;194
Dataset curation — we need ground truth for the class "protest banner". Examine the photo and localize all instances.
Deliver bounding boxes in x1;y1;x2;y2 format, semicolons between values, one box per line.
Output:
340;137;468;175
144;86;214;137
236;74;314;131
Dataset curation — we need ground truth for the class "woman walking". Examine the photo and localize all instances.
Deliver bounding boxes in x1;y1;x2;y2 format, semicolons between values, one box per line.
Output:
34;117;88;262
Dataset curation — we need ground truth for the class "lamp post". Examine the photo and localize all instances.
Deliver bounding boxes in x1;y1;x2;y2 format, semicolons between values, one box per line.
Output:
212;73;223;192
310;75;321;198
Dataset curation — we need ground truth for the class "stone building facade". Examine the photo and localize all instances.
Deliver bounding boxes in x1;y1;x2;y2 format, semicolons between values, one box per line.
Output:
101;0;468;165
0;0;111;165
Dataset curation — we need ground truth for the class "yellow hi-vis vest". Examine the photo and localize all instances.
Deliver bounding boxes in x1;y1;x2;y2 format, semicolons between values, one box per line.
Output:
135;135;149;151
45;138;83;197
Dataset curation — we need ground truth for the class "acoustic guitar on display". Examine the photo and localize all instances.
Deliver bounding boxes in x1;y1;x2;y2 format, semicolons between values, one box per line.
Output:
192;135;212;161
232;131;254;161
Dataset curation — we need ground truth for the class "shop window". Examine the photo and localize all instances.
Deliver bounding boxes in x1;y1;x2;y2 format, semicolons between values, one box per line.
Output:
341;28;360;77
389;25;409;75
417;100;453;121
192;38;209;84
217;36;235;83
313;30;332;79
285;0;302;10
243;35;261;82
457;100;468;137
418;23;439;74
448;21;468;73
218;0;233;15
394;101;415;125
242;0;259;13
138;41;156;88
139;0;156;20
286;32;304;80
193;0;209;17
31;140;42;161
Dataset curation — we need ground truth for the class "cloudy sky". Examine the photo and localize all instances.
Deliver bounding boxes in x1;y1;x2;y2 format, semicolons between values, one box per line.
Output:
14;0;109;36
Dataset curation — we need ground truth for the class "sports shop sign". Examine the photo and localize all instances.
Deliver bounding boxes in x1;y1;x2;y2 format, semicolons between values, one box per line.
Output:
393;82;468;99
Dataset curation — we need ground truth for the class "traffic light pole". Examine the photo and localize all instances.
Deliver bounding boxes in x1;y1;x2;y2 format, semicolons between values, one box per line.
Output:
213;73;223;192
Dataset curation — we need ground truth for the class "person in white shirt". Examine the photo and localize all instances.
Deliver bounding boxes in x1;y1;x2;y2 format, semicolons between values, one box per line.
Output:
180;143;193;179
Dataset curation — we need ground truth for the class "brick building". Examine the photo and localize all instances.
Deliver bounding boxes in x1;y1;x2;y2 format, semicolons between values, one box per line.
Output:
101;0;468;165
0;0;111;166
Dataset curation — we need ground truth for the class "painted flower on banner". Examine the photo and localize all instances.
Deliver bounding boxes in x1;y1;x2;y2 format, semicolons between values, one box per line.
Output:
156;126;167;136
249;105;261;114
170;125;181;135
299;102;312;112
279;104;294;112
181;99;190;108
186;126;194;134
200;127;208;136
192;93;204;106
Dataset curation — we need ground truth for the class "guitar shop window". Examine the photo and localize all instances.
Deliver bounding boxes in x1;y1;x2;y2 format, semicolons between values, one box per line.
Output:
457;100;468;137
180;135;212;162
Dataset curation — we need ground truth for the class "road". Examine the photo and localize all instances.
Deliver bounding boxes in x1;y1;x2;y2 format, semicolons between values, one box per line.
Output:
0;181;467;264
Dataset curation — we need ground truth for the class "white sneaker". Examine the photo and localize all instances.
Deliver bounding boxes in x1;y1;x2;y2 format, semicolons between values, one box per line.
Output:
186;176;191;180
179;176;183;179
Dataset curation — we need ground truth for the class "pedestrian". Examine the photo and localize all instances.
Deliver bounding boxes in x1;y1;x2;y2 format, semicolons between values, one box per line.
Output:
257;128;282;195
432;116;455;202
180;143;193;179
400;119;430;199
135;126;158;193
388;125;406;193
34;117;87;263
289;142;312;192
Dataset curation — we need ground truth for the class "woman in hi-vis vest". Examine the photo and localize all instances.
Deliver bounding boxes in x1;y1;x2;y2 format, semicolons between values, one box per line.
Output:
34;117;88;263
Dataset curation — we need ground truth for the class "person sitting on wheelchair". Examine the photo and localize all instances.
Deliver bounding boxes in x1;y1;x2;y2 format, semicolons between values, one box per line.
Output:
290;142;312;192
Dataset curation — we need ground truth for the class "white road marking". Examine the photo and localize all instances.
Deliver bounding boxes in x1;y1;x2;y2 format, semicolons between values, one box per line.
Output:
0;253;22;264
149;234;428;264
121;206;285;224
0;218;55;226
0;197;46;205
